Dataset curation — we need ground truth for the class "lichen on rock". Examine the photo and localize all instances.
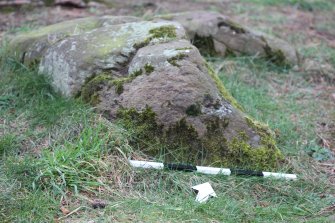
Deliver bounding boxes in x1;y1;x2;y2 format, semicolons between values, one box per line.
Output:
37;20;186;96
9;16;141;65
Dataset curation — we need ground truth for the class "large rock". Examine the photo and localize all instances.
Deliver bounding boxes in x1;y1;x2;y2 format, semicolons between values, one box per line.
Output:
156;11;299;66
38;20;186;96
9;16;283;169
10;16;140;65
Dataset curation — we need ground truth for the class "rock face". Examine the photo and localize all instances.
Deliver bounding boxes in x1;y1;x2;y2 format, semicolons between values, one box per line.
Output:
9;16;283;169
156;11;299;66
38;20;186;96
10;16;140;65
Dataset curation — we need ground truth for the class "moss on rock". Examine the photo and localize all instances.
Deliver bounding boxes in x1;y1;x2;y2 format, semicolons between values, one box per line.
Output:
110;78;129;95
116;106;163;155
144;63;154;74
185;103;202;116
205;63;244;111
115;105;282;170
129;69;143;78
133;25;178;49
167;53;186;67
264;46;287;66
218;20;246;34
149;25;177;39
80;73;113;105
192;34;217;57
80;74;133;105
176;47;193;51
222;133;283;170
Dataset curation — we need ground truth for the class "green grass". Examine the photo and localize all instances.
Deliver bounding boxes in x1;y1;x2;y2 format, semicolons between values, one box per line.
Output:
211;57;308;155
240;0;335;11
301;43;335;67
0;169;58;222
0;134;19;157
1;30;335;223
0;47;134;220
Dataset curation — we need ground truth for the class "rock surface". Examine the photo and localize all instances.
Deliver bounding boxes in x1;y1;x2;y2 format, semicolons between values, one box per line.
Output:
10;16;140;65
156;11;299;66
9;15;283;169
38;20;186;96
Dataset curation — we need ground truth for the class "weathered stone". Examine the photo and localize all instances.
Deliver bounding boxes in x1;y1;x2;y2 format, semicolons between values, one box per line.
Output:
94;39;282;169
155;11;299;66
101;40;251;138
9;16;283;169
0;0;41;7
39;21;186;96
9;16;140;64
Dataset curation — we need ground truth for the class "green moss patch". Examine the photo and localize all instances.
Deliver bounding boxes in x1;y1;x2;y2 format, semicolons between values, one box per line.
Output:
218;20;246;34
80;73;113;105
133;25;177;50
0;6;16;14
116;105;282;169
129;69;143;78
205;63;244;111
264;45;287;66
221;132;283;170
116;106;163;155
110;78;129;95
192;34;217;57
144;63;154;74
81;74;131;105
149;25;177;39
176;47;193;51
168;53;186;67
43;0;55;6
185;103;202;116
135;25;177;49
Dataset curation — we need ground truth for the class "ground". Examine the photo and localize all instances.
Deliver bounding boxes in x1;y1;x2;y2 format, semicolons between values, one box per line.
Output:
0;0;335;222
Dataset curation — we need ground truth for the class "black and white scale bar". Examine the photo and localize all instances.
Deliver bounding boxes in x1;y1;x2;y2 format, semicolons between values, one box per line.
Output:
129;160;297;180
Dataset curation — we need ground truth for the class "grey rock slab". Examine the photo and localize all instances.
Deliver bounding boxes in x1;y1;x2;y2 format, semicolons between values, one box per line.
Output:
38;20;186;96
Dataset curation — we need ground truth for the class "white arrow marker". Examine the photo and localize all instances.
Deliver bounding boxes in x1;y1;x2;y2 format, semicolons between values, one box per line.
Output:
192;182;217;203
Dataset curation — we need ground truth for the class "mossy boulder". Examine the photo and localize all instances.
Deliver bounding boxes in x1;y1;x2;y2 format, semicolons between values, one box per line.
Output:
96;39;283;170
38;21;186;96
9;16;283;170
9;16;140;65
155;11;299;66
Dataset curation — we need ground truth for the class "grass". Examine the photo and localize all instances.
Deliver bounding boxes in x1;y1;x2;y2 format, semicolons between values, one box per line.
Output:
0;167;58;222
240;0;335;11
1;4;335;221
0;134;19;157
1;46;334;222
